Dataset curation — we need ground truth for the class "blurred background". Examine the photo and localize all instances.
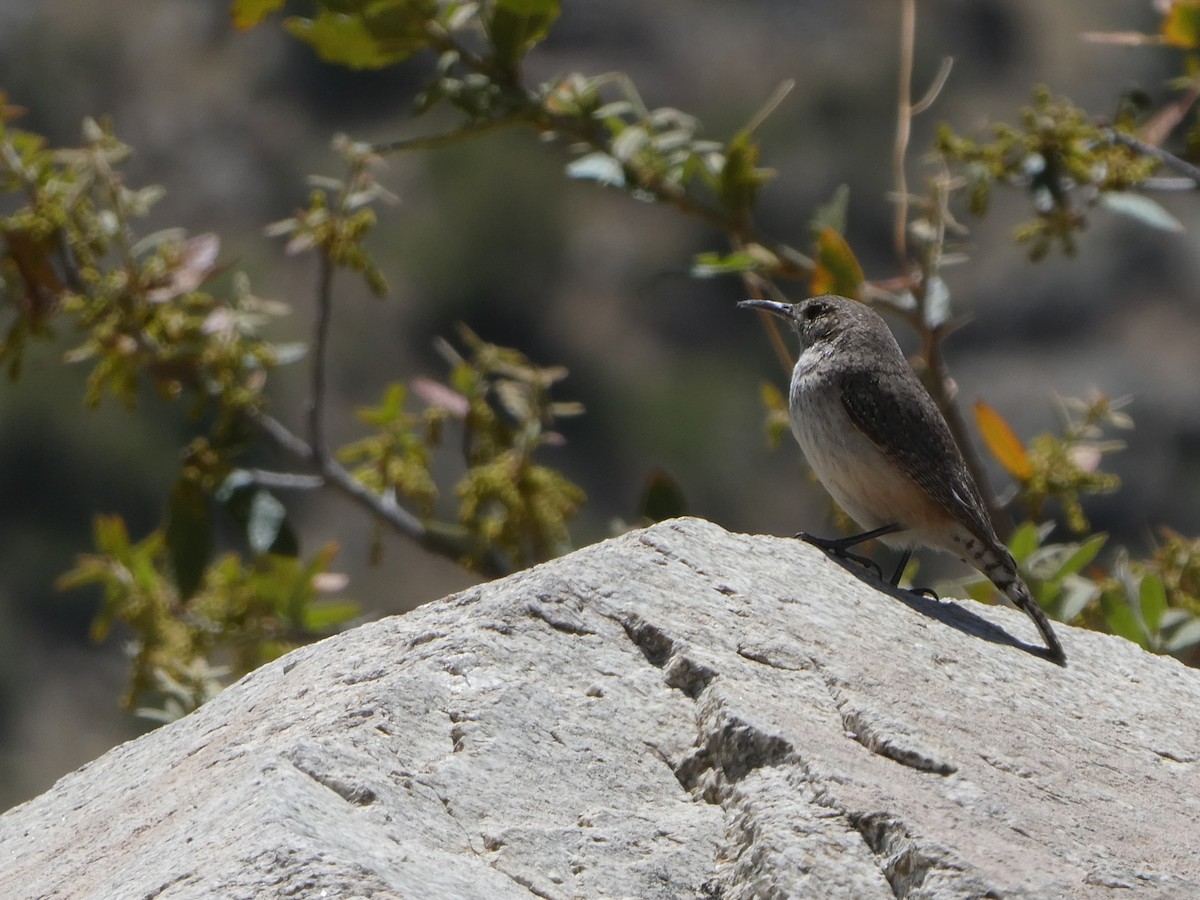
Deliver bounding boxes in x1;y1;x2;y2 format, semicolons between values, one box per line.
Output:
1;0;1197;810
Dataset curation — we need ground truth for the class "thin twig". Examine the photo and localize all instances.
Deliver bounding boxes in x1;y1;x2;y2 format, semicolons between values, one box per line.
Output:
243;407;506;575
892;3;954;267
1110;129;1200;186
307;250;335;466
369;114;529;156
911;57;954;116
741;269;795;374
892;0;917;267
1138;176;1200;192
888;1;1006;536
243;469;325;490
364;75;815;282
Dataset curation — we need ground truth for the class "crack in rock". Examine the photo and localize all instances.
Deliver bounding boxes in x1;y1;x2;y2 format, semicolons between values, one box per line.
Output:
837;697;957;776
618;614;675;668
525;595;596;636
665;653;717;699
283;749;378;807
675;700;795;801
812;658;957;776
613;612;717;698
849;811;1001;899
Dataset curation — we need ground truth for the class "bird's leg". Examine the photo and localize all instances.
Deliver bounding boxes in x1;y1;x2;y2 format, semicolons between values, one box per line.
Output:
886;548;940;599
795;523;906;580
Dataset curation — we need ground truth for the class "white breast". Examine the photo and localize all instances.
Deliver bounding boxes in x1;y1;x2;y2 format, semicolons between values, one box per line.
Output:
788;346;949;548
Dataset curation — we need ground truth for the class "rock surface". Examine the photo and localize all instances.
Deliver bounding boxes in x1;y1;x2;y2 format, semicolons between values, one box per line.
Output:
2;517;1199;899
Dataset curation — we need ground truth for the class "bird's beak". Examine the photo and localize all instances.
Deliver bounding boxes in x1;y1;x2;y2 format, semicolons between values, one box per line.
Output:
738;299;792;318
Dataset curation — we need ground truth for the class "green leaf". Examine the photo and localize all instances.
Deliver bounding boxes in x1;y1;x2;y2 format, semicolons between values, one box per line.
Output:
810;184;850;237
610;125;649;162
691;250;759;277
286;13;389;69
1139;572;1168;633
231;0;286;30
1007;521;1042;563
301;599;361;633
1056;577;1099;623
1053;533;1107;580
638;468;687;523
1101;591;1146;647
1159;608;1191;630
487;0;561;70
922;275;951;330
1162;1;1200;49
1165;616;1200;654
1098;192;1184;232
285;2;437;70
566;152;625;187
165;479;214;601
247;490;298;556
718;130;773;214
218;477;298;557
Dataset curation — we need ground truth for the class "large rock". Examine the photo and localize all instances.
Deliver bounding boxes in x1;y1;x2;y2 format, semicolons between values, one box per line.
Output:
1;517;1197;898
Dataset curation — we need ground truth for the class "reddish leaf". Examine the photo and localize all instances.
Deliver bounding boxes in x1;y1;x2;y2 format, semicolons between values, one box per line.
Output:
147;233;221;303
974;400;1032;481
809;227;864;300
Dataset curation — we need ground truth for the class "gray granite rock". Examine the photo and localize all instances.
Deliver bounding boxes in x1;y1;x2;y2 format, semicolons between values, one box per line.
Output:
1;517;1198;898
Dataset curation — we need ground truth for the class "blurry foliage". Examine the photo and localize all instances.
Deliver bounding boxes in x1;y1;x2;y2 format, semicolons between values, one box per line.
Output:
3;0;1200;724
57;516;352;720
438;324;585;569
970;395;1200;666
937;87;1161;260
934;4;1200;664
0;117;283;411
0;71;585;715
977;393;1128;535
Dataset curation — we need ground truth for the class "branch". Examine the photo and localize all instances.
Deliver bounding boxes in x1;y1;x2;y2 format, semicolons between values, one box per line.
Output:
244;407;507;576
892;0;953;268
306;252;335;466
242;469;325;491
892;0;917;267
1109;129;1200;187
369;114;531;155
365;72;815;282
887;4;1005;537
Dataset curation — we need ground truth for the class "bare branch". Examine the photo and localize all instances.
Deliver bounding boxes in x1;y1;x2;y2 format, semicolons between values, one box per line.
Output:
1110;129;1200;187
242;470;325;491
892;0;917;267
911;57;954;116
307;252;335;467
243;407;506;576
369;114;529;156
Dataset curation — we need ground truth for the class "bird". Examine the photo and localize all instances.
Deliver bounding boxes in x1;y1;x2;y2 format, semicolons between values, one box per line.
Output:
740;293;1066;665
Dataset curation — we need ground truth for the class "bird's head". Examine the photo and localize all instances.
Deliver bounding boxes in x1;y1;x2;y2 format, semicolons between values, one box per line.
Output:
739;294;862;349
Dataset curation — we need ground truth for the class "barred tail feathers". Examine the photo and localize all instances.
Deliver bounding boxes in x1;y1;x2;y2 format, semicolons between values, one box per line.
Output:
1000;576;1067;666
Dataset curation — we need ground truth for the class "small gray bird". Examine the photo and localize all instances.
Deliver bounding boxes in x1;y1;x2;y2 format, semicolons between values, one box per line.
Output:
741;294;1066;666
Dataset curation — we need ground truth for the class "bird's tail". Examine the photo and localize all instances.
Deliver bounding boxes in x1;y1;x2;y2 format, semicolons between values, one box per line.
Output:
1000;576;1067;666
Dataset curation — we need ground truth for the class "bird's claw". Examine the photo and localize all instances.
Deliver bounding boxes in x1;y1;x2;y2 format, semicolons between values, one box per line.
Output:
907;586;940;601
794;531;885;581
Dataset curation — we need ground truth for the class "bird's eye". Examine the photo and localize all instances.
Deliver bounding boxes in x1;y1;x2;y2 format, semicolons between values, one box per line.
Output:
801;301;827;321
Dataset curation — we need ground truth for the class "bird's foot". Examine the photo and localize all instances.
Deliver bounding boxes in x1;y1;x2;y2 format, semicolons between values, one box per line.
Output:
794;531;884;581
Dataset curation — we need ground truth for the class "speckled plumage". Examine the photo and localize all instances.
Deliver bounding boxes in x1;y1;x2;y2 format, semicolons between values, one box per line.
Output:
742;294;1066;665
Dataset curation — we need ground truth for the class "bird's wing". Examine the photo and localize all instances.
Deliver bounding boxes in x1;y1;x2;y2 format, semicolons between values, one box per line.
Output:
837;368;997;543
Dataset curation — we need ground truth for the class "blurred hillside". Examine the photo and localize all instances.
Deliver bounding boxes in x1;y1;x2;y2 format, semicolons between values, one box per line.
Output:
1;0;1197;810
